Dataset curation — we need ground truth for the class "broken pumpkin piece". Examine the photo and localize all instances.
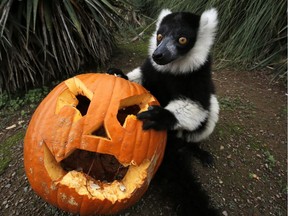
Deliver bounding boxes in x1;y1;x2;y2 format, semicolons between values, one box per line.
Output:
24;73;167;215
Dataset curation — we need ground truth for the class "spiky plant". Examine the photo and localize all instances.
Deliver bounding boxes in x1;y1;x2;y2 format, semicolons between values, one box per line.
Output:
0;0;130;92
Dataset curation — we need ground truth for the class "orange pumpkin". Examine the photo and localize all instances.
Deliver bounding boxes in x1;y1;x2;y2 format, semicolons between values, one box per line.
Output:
24;73;167;215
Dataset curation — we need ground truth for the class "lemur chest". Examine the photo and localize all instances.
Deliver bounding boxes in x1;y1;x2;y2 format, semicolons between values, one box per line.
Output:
142;73;197;107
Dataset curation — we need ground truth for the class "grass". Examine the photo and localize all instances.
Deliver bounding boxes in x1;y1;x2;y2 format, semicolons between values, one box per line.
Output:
280;107;287;118
116;38;149;58
115;22;152;54
100;29;151;72
264;150;277;169
0;130;25;174
215;122;245;142
246;136;263;151
219;96;255;112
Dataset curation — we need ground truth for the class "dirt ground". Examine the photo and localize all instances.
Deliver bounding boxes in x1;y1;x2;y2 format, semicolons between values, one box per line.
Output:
0;43;287;215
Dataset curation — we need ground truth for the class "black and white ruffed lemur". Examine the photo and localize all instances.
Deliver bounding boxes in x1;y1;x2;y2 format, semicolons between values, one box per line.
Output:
108;8;220;215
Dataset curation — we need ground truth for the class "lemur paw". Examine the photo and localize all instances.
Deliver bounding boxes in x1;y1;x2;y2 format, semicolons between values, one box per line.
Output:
187;144;215;167
137;106;177;131
107;68;128;80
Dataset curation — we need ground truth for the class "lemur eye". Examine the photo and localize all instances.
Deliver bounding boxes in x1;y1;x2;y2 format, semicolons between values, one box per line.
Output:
157;34;163;42
179;37;188;45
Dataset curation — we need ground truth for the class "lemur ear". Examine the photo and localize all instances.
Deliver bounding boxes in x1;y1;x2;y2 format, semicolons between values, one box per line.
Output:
156;9;172;29
200;8;218;34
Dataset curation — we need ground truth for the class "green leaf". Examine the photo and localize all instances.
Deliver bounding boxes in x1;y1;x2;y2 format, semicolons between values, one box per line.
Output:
88;0;120;27
26;0;33;43
43;1;52;32
100;0;120;15
62;0;83;37
32;0;39;32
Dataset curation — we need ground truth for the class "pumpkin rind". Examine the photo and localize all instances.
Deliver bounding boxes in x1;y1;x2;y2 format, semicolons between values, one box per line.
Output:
24;73;167;215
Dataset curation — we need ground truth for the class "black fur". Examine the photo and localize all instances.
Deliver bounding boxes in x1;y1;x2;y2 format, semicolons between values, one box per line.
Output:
140;56;215;108
153;134;220;216
137;105;177;130
107;68;128;79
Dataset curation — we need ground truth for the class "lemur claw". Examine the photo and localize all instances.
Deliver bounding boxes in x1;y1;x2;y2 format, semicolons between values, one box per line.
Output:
137;106;177;131
107;68;128;80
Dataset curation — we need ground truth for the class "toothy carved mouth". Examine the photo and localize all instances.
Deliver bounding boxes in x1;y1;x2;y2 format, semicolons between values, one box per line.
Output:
60;149;129;183
43;142;152;201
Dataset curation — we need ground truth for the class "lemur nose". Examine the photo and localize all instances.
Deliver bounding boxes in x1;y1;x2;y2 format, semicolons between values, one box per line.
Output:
152;53;163;60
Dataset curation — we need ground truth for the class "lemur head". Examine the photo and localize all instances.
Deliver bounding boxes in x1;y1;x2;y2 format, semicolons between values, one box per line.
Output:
149;8;218;74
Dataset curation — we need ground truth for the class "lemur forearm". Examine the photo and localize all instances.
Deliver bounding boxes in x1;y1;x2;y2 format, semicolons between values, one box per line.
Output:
165;98;208;131
127;67;142;84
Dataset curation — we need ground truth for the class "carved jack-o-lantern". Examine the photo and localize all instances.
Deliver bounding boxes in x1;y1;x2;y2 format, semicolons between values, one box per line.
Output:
24;73;167;215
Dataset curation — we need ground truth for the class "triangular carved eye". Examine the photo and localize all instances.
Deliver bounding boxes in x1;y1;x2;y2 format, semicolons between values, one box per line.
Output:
117;105;141;126
55;77;93;117
116;94;154;127
76;95;91;116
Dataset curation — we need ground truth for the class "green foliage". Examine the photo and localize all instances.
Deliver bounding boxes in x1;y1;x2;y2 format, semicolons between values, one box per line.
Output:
132;0;287;78
0;0;131;92
219;96;255;111
0;87;49;113
264;150;276;169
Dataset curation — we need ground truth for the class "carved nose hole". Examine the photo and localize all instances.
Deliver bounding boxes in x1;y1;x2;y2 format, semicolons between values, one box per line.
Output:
117;105;141;126
91;124;110;140
76;95;90;116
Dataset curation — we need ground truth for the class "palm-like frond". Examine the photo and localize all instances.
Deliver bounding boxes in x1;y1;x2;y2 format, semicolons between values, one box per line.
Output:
0;0;130;92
